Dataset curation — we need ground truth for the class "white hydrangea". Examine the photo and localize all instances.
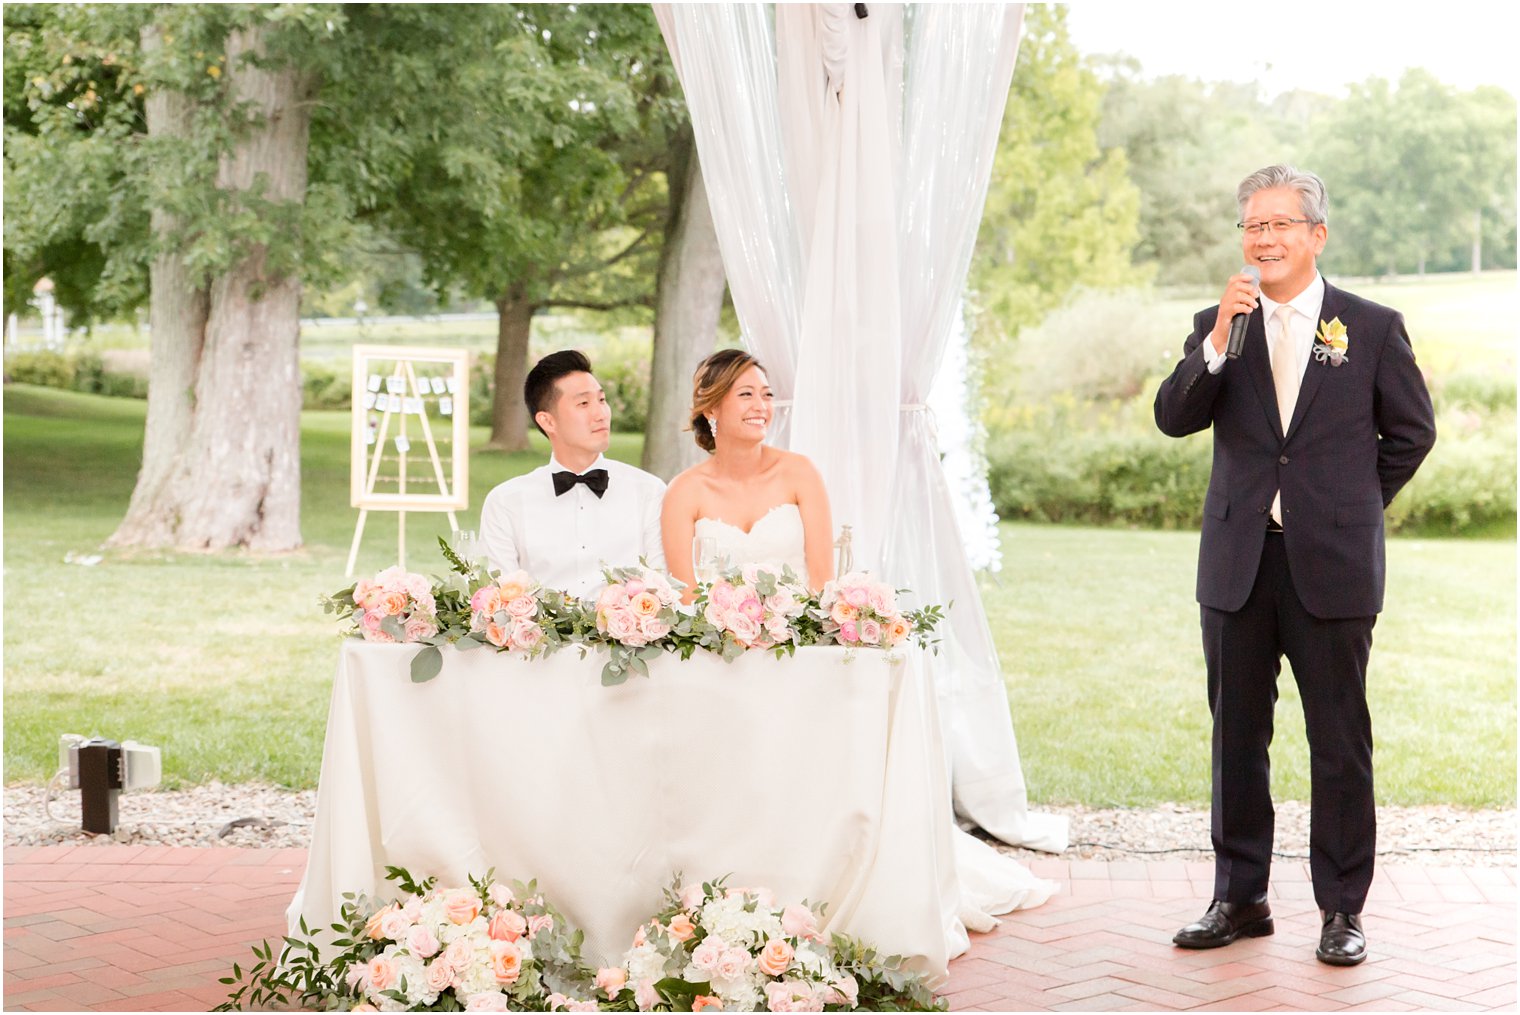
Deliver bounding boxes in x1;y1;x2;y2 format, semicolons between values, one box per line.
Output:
700;895;780;948
624;940;667;986
392;953;438;1008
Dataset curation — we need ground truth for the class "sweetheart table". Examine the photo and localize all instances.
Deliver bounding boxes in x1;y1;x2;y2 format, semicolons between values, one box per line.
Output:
287;641;965;982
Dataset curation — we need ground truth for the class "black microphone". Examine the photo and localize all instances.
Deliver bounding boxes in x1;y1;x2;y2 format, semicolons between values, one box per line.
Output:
1224;265;1261;360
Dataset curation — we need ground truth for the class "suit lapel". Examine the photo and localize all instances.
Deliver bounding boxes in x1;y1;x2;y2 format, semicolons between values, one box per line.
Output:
1242;307;1282;441
1284;282;1342;441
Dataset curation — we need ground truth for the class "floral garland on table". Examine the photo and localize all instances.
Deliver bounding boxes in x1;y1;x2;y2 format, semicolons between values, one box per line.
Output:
219;870;944;1012
325;542;946;684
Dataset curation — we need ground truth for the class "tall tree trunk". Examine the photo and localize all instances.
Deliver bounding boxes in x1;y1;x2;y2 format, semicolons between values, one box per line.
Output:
115;22;315;551
488;284;535;451
642;124;726;480
1472;208;1483;274
108;24;210;547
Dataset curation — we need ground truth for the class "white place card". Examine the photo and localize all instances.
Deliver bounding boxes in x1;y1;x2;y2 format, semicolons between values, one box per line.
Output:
446;377;458;394
367;374;383;393
394;435;411;453
430;377;446;395
439;396;453;416
362;392;377;410
386;376;403;395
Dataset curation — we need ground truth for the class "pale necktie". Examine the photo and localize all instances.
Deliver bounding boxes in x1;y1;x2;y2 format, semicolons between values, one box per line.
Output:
1270;305;1298;525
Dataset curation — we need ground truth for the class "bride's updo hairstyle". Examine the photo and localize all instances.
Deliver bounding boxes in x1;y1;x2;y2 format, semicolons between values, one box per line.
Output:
689;348;765;454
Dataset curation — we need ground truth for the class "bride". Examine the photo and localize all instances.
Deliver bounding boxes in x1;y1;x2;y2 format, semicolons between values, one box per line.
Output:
661;350;834;598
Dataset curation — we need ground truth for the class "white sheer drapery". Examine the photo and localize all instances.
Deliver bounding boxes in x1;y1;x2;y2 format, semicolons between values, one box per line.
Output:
652;5;803;446
655;3;1065;854
884;4;1066;851
926;308;1002;573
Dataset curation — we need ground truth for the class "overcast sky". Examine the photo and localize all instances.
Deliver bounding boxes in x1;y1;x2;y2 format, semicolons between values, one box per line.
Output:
1064;2;1518;98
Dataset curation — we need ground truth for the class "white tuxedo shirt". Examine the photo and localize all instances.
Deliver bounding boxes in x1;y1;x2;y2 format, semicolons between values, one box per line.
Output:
479;454;667;599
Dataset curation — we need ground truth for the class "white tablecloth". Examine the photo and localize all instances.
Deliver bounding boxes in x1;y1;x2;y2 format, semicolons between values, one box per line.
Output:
289;642;1052;984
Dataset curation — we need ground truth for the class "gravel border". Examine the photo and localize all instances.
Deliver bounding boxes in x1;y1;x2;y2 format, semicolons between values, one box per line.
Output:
5;784;1514;866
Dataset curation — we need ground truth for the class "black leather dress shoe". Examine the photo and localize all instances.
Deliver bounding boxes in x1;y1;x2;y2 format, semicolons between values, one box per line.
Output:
1316;911;1367;965
1173;897;1274;948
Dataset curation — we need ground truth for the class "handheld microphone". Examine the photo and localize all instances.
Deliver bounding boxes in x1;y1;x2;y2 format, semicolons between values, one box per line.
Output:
1225;265;1261;360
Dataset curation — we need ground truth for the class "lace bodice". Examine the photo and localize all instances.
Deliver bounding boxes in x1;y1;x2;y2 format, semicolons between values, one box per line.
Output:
693;503;808;585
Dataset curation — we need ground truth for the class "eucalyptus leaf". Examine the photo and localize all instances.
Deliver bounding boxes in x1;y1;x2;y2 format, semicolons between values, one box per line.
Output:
410;645;444;683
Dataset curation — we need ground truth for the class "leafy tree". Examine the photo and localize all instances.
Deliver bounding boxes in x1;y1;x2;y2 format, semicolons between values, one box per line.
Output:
969;5;1142;399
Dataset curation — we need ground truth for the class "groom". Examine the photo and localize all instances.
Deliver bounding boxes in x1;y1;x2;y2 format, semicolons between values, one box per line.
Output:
1154;166;1435;965
479;350;666;598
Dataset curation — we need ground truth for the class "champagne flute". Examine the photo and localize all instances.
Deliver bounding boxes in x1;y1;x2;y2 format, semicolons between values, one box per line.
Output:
452;529;481;573
692;536;723;586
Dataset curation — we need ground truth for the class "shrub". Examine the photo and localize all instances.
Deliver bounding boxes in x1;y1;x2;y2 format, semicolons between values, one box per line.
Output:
1435;370;1517;414
4;350;77;389
301;362;352;411
1388;409;1517;535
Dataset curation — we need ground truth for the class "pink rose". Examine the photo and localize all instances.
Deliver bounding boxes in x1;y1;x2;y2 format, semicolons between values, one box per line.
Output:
424;957;455;992
625;578;647;596
404;923;439;958
471;586;504;615
639;615;670;641
594;967;628;998
844;585;869;609
360;610;396;643
716;946;750;980
711;581;737;609
506;595;537;619
757;937;794;977
691;936;724;971
510;621;544;652
860;619;882;645
527;913;554;938
444;889;481;925
546;994;569;1012
780;904;821;941
605;608;640;642
739;595;764;621
703;603;724;628
632;924;648;947
869;583;895;613
379;907;413;940
488;939;522;984
404;614;438;642
839;620;859;643
403;573;431;599
487;881;515;907
765;615;792;642
352;1005;380;1013
825;975;859;1007
634;979;659;1012
444;938;473;970
727;612;761;646
679;883;705;911
765;592;798;616
488;909;526;941
365;955;398;994
666;912;696;942
597;584;624;611
465;993;510;1012
570;1002;600;1013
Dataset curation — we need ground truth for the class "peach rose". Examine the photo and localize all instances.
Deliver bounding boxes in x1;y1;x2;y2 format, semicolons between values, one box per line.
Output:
488;908;526;942
489;939;522;984
666;912;696;942
497;571;533;601
757;937;794;977
471;586;504;616
444;889;481;925
885;616;911;645
594;967;628;998
830;600;859;625
363;904;395;940
693;996;724;1012
485;620;511;648
377;590;408;616
631;591;661;617
365;955;398;993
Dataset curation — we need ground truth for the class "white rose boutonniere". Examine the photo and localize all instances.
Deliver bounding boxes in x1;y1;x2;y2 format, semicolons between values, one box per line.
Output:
1313;317;1350;366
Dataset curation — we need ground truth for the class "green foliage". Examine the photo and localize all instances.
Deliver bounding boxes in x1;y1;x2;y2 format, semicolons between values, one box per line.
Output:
998;287;1176;405
1390;409;1517;536
971;5;1143;344
3;349;147;398
1309;71;1517;277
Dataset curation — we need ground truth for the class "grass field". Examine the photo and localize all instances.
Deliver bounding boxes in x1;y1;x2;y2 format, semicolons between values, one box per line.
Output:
3;384;1515;807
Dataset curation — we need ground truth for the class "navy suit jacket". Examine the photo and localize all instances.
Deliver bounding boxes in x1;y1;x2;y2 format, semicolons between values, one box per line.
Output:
1154;281;1436;619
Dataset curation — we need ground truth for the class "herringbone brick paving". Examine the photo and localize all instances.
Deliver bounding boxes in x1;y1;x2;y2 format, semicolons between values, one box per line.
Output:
2;846;1513;1011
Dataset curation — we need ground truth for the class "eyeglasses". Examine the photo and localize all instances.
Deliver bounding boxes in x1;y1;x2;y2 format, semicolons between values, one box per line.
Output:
1237;218;1313;237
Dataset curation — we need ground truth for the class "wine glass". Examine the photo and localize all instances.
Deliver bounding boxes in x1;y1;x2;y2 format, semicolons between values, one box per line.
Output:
692;536;726;586
452;529;481;571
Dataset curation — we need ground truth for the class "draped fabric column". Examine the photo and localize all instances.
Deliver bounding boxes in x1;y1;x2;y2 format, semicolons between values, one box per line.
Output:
886;3;1066;852
653;5;804;446
655;2;1065;853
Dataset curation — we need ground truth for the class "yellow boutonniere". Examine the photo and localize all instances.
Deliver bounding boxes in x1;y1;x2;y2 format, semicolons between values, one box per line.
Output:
1313;318;1350;366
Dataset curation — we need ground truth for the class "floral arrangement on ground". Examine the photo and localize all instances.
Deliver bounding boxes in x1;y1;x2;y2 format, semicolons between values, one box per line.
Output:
218;868;945;1012
321;540;944;685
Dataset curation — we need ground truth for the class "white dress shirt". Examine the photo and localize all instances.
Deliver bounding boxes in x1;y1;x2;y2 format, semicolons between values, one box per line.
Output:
479;453;667;599
1203;272;1324;526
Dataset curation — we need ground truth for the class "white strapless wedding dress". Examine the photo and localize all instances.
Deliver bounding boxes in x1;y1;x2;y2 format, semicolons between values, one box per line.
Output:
694;503;809;585
693;501;1056;954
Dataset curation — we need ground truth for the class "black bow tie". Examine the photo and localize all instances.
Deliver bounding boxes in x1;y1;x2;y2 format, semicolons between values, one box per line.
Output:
552;468;609;499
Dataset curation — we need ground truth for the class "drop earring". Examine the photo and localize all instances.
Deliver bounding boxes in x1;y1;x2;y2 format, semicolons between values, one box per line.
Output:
708;417;717;438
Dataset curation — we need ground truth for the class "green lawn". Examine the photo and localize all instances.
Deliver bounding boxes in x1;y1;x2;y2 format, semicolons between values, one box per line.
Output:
4;385;1514;806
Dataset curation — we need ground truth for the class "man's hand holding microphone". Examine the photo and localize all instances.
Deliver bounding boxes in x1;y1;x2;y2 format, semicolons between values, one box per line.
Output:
1210;265;1262;358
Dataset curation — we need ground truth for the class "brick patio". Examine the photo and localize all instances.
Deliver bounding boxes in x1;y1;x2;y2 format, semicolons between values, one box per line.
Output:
3;846;1514;1011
